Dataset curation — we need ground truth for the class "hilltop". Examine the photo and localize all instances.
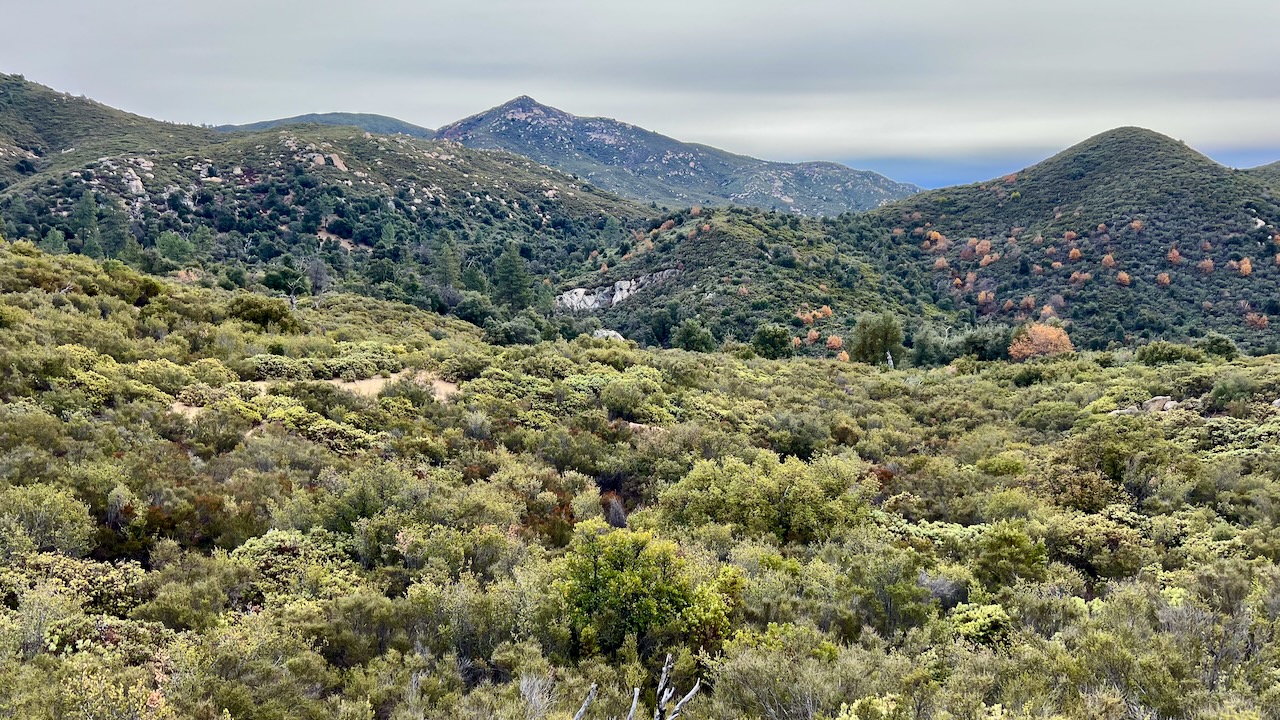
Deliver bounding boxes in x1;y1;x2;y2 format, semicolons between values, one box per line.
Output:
436;95;920;215
0;73;218;189
857;127;1280;349
1250;160;1280;191
215;112;435;139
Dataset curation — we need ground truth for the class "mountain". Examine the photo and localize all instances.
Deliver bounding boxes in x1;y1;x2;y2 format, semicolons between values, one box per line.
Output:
5;73;1280;353
215;112;435;139
855;127;1280;349
436;96;920;215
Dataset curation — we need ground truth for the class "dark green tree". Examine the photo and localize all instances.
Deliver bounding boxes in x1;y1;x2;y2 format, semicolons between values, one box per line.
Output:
673;319;717;352
751;323;794;360
492;242;532;309
851;311;905;366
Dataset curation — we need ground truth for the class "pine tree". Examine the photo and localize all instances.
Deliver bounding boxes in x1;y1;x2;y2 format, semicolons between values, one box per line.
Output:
493;242;532;309
38;228;68;255
79;226;104;259
434;234;461;289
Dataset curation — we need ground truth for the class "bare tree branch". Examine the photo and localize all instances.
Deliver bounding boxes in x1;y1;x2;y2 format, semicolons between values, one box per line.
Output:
573;683;598;720
625;688;641;720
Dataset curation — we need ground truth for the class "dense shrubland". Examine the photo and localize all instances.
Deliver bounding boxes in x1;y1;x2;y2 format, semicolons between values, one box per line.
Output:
6;240;1280;718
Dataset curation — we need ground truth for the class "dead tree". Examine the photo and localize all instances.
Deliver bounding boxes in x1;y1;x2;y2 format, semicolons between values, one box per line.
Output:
573;654;700;720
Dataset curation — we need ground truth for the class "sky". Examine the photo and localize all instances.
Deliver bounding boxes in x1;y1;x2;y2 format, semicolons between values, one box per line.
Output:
3;0;1278;188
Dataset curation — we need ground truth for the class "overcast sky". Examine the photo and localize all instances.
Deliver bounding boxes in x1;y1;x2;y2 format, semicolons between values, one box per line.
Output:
4;0;1278;187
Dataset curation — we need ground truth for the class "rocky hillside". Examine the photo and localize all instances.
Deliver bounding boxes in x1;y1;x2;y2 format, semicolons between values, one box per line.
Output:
216;112;435;139
436;96;920;215
0;72;218;190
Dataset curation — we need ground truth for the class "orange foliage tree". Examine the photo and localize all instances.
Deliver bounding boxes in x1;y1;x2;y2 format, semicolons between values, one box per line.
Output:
1167;247;1182;264
1102;253;1116;268
1240;257;1253;276
825;335;844;350
1246;313;1270;329
1009;323;1074;361
1156;272;1171;287
1198;258;1215;274
1116;271;1131;286
1069;248;1083;262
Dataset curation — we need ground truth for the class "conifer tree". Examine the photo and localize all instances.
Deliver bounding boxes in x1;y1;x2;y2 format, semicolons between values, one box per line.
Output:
493;242;532;309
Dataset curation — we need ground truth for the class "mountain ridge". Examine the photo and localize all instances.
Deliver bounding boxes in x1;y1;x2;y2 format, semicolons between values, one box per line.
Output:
215;112;435;139
435;95;922;215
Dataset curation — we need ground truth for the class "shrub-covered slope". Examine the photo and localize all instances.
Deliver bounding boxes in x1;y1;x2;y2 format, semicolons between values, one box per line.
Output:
861;127;1280;349
7;240;1280;718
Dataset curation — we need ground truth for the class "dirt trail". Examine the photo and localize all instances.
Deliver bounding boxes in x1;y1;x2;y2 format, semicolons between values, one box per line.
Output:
170;370;459;418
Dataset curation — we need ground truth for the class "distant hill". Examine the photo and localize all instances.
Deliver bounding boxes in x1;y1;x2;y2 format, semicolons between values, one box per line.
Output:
1249;160;1280;192
5;73;1280;352
855;127;1280;348
215;112;435;139
436;96;920;215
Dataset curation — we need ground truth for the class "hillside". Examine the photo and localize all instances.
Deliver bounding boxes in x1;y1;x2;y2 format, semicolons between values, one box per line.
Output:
437;96;920;215
1250;160;1280;191
5;75;1280;356
7;240;1280;718
0;73;218;190
859;127;1280;350
215;112;435;138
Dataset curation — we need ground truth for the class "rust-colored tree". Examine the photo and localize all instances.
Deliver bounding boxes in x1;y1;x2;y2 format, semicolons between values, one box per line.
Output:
1167;247;1182;264
1198;258;1215;274
1156;272;1171;287
1116;271;1131;286
1246;313;1270;330
1009;323;1074;361
825;335;844;350
1101;253;1116;268
1240;257;1253;276
1069;248;1083;262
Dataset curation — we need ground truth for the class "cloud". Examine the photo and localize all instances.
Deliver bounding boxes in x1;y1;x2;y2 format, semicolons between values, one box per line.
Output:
2;0;1278;183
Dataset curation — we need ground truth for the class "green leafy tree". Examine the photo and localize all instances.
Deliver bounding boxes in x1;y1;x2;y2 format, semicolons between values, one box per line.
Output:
673;319;717;352
0;484;95;557
851;312;905;366
751;323;794;359
557;519;691;655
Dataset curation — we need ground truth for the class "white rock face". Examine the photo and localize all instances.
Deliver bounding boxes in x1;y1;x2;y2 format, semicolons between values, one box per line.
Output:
592;329;625;342
556;269;680;311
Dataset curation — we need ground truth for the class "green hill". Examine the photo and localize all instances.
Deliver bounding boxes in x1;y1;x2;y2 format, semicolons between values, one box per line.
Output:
0;73;218;190
858;127;1280;349
1249;160;1280;191
215;112;435;138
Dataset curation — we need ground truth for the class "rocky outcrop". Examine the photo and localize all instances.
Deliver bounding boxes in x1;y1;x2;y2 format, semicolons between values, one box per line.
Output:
556;269;680;311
